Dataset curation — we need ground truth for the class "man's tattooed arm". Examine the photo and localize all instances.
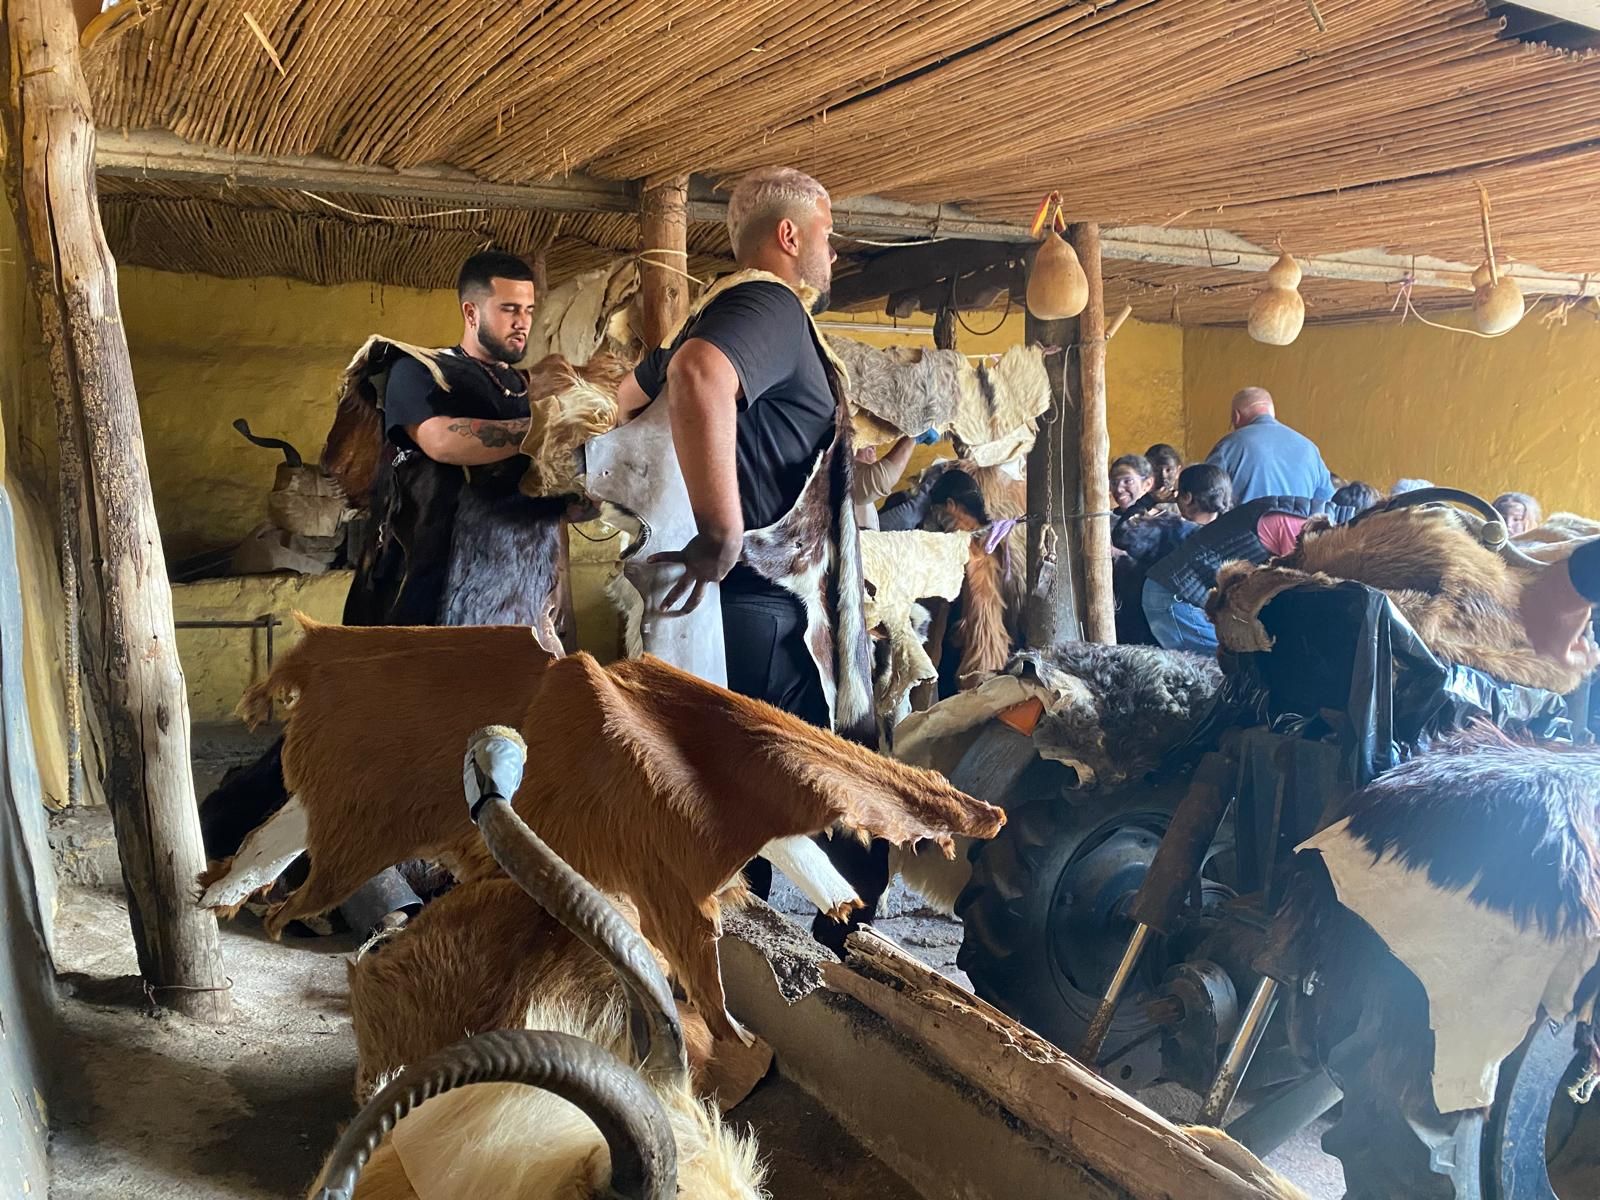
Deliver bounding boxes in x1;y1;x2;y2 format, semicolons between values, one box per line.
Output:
409;415;531;466
444;417;530;449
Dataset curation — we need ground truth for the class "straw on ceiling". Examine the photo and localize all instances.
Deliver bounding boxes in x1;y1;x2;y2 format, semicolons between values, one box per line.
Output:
82;0;1600;318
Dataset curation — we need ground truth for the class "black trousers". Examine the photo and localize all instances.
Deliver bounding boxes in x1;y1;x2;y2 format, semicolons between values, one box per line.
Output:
722;584;890;955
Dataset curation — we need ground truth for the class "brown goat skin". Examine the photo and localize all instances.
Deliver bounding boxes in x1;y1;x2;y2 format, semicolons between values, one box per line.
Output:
211;619;1003;1039
346;878;713;1101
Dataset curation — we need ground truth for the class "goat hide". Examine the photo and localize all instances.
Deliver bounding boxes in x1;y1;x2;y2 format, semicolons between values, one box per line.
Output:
826;337;964;443
518;258;642;366
516;351;628;498
346;877;714;1102
335;983;762;1200
1208;505;1595;693
202;620;1003;1041
860;529;970;715
1299;728;1600;1112
1020;644;1223;788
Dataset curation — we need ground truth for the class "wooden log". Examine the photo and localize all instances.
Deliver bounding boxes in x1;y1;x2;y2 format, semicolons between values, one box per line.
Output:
1073;221;1116;644
826;929;1274;1200
1;0;231;1021
639;173;690;348
831;237;1019;310
1024;304;1083;649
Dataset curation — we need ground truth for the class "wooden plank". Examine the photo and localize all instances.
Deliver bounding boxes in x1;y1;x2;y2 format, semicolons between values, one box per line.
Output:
639;173;690;348
830;238;1021;310
2;0;231;1021
828;929;1278;1200
1074;221;1115;644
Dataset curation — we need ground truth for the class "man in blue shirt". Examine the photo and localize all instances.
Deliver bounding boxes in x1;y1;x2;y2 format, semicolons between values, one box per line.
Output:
1205;386;1333;504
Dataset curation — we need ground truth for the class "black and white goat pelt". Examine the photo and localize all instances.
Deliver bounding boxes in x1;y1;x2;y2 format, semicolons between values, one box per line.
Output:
1340;725;1600;938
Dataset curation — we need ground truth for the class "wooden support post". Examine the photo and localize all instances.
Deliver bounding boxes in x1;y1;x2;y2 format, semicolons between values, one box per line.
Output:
639;174;690;348
1073;222;1116;644
1024;303;1084;650
1;0;231;1021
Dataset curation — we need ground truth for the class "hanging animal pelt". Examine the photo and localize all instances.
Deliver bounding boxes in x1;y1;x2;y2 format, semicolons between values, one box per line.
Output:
1209;503;1598;694
827;336;964;442
1297;725;1600;1114
1019;643;1223;788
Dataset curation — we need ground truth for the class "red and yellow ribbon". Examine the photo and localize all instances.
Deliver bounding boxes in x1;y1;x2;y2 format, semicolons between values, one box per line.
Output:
1029;191;1068;239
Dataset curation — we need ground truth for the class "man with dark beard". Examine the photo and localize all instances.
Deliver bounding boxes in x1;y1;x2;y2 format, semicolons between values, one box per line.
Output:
344;250;559;631
611;167;883;952
202;251;569;938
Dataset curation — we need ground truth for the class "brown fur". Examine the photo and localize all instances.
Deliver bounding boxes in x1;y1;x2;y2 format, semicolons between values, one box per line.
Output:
929;499;1014;687
214;619;1003;1040
347;878;712;1100
1209;506;1591;694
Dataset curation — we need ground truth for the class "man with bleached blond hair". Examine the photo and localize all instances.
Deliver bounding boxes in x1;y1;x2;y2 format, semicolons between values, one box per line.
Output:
614;167;886;951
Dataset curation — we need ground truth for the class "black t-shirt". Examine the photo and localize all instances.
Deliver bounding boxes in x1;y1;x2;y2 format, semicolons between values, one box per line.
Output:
633;281;836;531
383;348;532;495
384;349;531;444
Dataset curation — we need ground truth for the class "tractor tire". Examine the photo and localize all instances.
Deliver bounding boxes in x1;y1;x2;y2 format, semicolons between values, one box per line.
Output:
954;776;1193;1086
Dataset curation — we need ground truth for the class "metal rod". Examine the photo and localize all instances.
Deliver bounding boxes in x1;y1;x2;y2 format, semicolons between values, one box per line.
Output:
1199;976;1280;1126
1227;1068;1342;1157
1078;922;1153;1066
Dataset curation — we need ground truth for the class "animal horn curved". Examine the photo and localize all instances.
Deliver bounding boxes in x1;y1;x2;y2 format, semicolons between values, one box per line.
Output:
1375;486;1548;571
463;725;689;1086
311;1028;676;1200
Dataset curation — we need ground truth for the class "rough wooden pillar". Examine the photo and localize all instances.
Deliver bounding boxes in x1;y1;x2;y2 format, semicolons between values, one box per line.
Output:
639;174;691;348
1024;307;1084;650
1072;222;1116;644
1;0;231;1020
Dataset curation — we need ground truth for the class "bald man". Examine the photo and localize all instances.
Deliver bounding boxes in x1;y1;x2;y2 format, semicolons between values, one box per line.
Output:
1205;386;1333;504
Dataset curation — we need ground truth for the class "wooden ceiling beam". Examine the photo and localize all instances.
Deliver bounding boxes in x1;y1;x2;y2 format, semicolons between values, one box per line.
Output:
93;131;1600;300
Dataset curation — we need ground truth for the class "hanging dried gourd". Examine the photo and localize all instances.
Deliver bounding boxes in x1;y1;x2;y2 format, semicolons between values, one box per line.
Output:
1247;251;1305;345
1025;191;1088;320
1472;184;1524;335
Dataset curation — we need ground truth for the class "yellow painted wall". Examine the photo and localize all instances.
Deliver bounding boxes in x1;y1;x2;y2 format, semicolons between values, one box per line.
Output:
1;198;79;810
172;571;353;723
1183;317;1600;518
121;269;459;559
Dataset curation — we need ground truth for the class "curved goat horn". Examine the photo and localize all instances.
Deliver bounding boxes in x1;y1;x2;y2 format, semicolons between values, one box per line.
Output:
464;725;690;1087
1374;486;1549;571
311;1028;676;1200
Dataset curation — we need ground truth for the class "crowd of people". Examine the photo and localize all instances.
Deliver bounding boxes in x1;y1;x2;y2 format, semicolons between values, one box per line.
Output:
1108;386;1546;655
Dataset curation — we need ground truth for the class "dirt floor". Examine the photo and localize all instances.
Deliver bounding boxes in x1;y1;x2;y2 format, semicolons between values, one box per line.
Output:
44;725;1344;1200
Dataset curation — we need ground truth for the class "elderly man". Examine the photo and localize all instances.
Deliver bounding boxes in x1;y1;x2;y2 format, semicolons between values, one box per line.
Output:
614;167;884;951
1205;387;1333;504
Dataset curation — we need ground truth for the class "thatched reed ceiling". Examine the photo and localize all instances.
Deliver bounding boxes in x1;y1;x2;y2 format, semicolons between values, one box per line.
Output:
98;177;731;291
84;0;1600;318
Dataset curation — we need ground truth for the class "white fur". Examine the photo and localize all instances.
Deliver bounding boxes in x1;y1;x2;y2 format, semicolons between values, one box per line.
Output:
760;835;860;920
200;796;308;909
889;839;974;915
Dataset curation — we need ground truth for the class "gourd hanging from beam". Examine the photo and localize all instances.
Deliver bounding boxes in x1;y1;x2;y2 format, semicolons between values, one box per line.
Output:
1025;192;1088;320
1472;185;1524;335
1247;251;1305;345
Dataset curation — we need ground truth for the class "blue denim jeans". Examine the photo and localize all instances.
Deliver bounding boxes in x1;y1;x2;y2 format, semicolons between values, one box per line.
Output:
1143;577;1219;655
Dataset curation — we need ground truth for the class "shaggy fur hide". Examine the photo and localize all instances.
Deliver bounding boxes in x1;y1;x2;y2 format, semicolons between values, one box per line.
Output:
325;992;762;1200
346;877;713;1102
516;351;629;497
439;484;564;642
1208;505;1594;693
1019;643;1224;787
826;337;964;441
1340;726;1600;938
927;499;1013;687
203;621;1003;1043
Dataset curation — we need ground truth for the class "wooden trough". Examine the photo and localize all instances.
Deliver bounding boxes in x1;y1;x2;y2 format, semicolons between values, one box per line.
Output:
722;902;1270;1200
